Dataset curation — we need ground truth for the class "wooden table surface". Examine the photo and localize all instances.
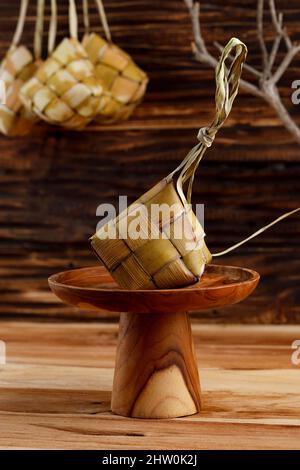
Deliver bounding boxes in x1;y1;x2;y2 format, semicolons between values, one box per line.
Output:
0;320;300;450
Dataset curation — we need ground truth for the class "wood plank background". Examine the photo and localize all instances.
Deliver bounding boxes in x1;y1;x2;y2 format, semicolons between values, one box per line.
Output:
0;0;299;323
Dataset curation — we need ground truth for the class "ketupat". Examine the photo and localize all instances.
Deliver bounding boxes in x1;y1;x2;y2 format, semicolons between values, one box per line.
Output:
20;0;105;130
91;38;246;289
82;0;148;123
91;178;212;290
0;0;45;137
91;36;300;290
83;33;148;123
0;45;37;136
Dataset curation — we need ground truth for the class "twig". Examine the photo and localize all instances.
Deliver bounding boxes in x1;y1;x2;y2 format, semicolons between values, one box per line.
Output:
184;0;300;144
257;0;269;74
268;0;283;71
269;0;292;49
185;0;208;55
270;43;300;85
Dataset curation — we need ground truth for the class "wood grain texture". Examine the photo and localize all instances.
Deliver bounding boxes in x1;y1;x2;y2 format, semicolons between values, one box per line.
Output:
48;265;260;314
0;1;299;322
49;264;258;418
112;311;201;418
1;320;300;449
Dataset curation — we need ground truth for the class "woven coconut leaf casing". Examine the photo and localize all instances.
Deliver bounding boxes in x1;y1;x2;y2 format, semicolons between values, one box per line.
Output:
20;38;106;130
83;33;148;123
0;45;38;136
0;0;52;136
90;38;248;290
91;178;212;290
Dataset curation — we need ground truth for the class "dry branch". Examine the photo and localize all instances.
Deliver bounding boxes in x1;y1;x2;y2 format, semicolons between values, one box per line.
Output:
184;0;300;144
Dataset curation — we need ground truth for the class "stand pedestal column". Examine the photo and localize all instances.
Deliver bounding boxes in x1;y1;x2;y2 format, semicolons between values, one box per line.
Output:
111;311;201;419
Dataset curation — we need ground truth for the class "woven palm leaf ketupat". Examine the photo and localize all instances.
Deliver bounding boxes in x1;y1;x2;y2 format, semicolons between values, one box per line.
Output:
0;0;47;136
0;46;36;136
20;0;105;130
82;0;148;123
91;38;248;290
91;179;212;289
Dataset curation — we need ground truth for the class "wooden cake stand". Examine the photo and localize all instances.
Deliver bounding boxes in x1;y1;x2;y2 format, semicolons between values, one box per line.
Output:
49;264;259;419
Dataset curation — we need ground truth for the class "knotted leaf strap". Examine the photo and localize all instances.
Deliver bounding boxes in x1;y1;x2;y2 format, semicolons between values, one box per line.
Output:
95;0;111;42
83;0;112;42
82;0;90;35
167;37;247;205
10;0;56;59
34;0;58;59
48;0;57;55
69;0;78;40
34;0;45;60
10;0;29;52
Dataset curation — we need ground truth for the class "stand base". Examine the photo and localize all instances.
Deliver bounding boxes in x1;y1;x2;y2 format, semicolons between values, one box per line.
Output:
111;311;201;419
49;265;259;418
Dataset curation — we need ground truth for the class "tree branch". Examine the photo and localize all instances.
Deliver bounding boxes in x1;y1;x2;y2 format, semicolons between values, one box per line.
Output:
257;0;269;74
268;0;283;71
184;0;300;145
269;0;292;50
185;0;208;55
270;43;300;85
264;84;300;144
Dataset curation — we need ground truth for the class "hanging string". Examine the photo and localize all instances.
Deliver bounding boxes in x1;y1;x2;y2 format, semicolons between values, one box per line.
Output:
83;0;90;35
167;37;247;206
165;38;299;256
69;0;78;40
48;0;57;54
11;0;29;51
34;0;45;60
212;208;300;257
94;0;111;42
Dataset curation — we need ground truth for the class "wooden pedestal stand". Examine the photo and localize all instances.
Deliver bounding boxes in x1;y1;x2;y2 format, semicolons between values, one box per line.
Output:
49;264;259;419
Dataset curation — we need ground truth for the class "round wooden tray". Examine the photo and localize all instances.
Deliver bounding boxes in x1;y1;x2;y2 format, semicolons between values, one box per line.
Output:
49;264;259;419
49;264;259;314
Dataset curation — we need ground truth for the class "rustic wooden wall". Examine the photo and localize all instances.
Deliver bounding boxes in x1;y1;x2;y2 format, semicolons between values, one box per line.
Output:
0;0;299;323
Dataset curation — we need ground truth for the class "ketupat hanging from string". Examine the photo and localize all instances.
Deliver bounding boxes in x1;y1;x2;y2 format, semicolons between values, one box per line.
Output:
90;38;246;289
20;0;105;130
82;0;148;123
0;0;49;136
90;37;300;290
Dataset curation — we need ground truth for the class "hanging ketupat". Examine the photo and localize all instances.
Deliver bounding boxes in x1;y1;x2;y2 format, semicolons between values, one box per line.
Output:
91;37;300;290
82;0;148;123
91;178;212;290
0;0;47;136
91;38;247;289
20;0;105;130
